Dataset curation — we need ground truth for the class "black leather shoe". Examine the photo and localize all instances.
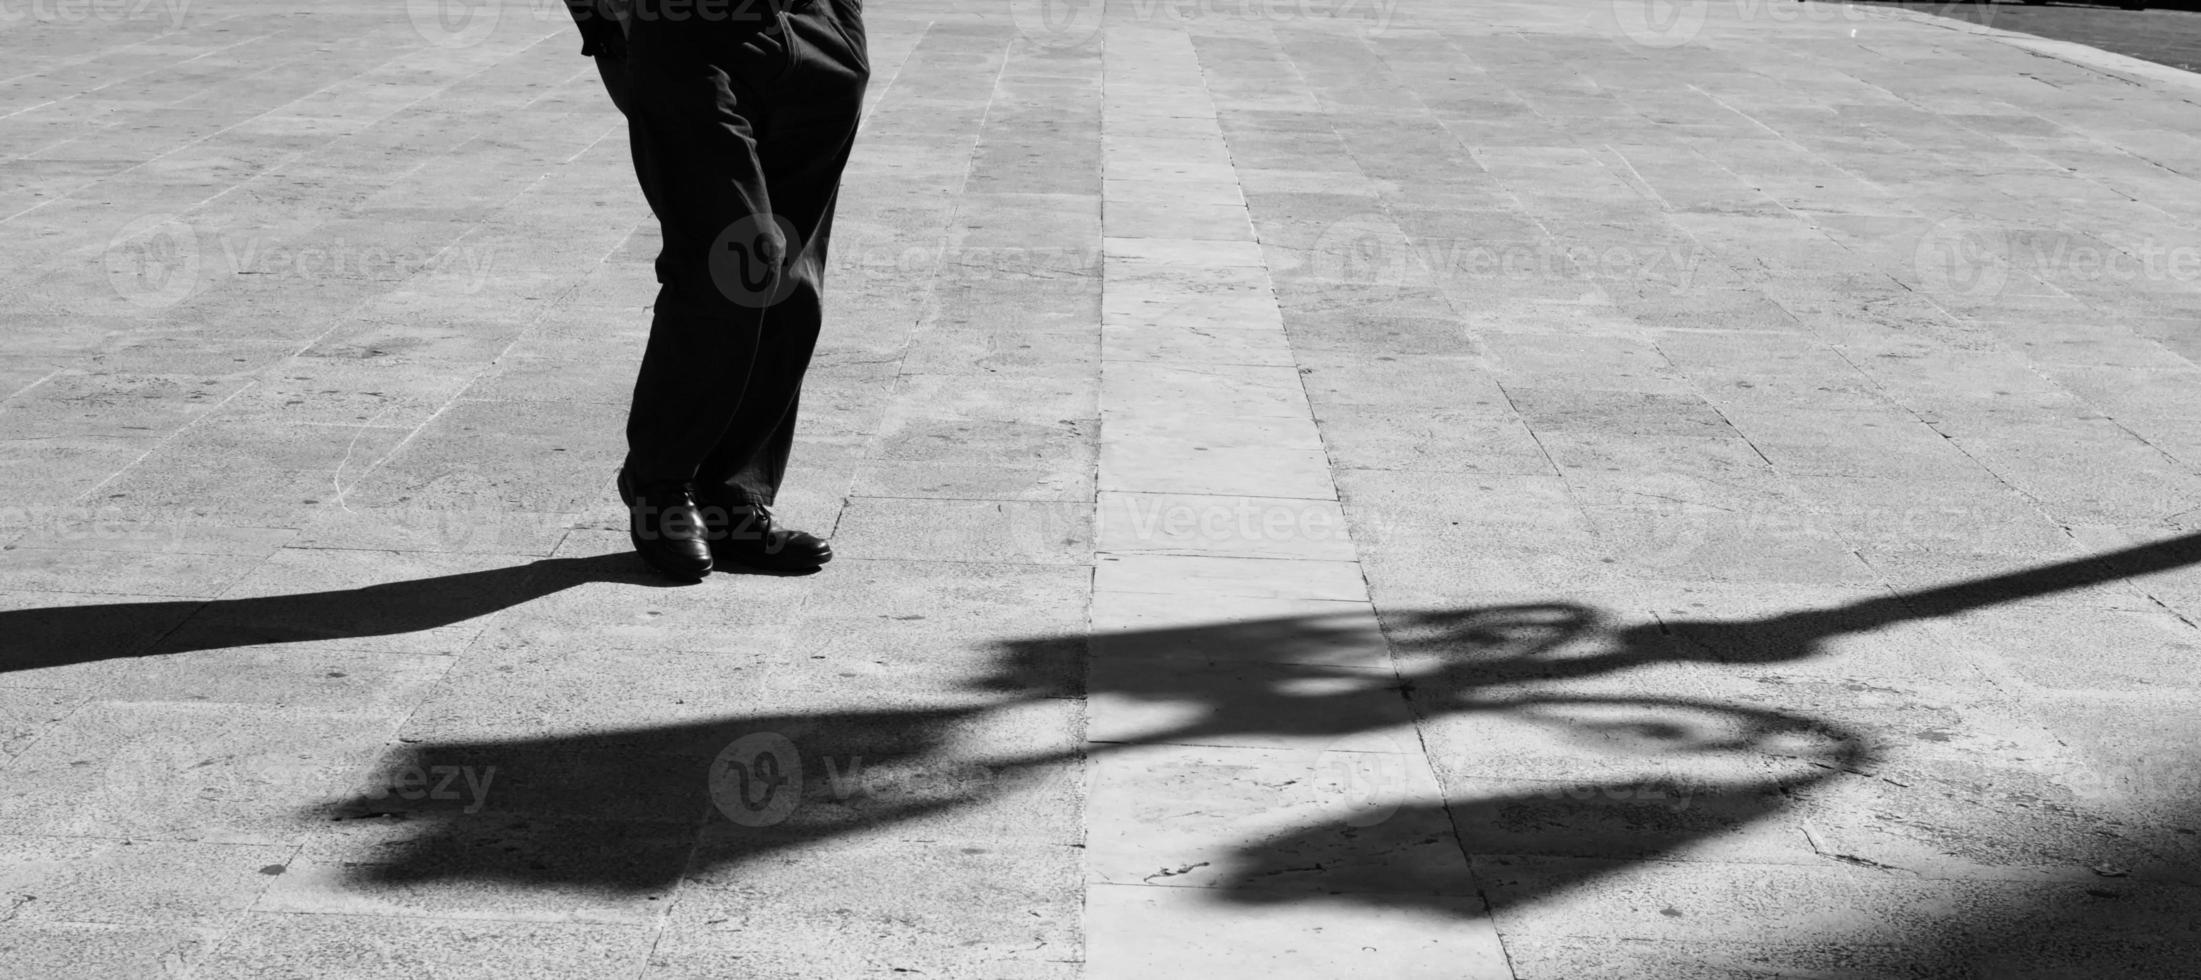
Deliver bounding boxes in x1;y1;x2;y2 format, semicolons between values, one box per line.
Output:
699;499;832;572
617;468;713;581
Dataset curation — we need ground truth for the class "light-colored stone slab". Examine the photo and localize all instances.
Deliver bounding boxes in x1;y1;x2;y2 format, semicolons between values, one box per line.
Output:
1095;491;1353;561
1085;741;1455;888
1101;363;1312;420
1085;881;1514;980
1101;237;1268;268
1099;413;1335;499
833;497;1093;565
1094;554;1368;602
1102;320;1298;367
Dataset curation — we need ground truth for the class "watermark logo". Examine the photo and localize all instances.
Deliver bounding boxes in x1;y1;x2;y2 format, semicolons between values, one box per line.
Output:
1007;0;1398;47
0;504;572;554
1108;496;1346;548
1161;0;1399;36
706;732;1004;827
354;761;498;813
1308;213;1420;287
709;213;803;308
223;236;498;291
407;0;501;48
1306;213;1705;293
1525;778;1709;812
100;736;203;829
1610;472;1721;569
1913;217;2011;302
101;215;498;308
1609;0;1883;48
2060;757;2201;804
709;732;803;827
104;214;200;309
1008;0;1104;49
1612;0;1709;48
1933;227;2201;301
1313;732;1416;828
101;737;498;827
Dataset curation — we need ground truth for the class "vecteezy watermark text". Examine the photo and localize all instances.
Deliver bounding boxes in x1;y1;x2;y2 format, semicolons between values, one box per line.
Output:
1914;218;2201;303
0;0;191;27
101;738;498;822
1010;0;1400;49
1609;0;1896;49
407;0;811;48
355;762;499;813
1112;496;1345;546
105;213;498;309
1309;213;1707;294
0;503;583;554
709;732;1002;827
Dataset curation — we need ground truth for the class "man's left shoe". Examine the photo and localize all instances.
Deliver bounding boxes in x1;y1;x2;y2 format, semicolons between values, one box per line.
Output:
701;500;832;572
616;468;714;581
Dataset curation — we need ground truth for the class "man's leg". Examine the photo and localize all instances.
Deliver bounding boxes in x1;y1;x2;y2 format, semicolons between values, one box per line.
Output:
693;181;854;509
696;0;868;507
690;0;868;570
609;11;791;577
618;20;780;490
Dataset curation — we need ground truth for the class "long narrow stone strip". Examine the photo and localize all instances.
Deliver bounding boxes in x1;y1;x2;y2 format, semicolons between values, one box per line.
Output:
1082;20;1514;979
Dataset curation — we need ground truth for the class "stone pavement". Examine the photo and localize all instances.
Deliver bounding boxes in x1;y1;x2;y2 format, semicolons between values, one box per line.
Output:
4;0;2201;976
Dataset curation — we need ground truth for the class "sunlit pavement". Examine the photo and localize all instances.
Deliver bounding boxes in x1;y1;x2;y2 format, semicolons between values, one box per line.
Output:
3;1;2201;976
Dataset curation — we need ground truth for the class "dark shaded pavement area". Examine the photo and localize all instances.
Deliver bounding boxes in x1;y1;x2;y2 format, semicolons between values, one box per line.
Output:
1848;0;2201;71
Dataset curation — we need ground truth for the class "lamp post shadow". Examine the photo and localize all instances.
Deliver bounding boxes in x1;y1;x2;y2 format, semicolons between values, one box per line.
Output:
8;532;2199;970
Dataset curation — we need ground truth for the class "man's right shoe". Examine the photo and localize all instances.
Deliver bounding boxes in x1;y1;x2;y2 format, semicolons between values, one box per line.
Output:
702;501;831;573
617;468;713;581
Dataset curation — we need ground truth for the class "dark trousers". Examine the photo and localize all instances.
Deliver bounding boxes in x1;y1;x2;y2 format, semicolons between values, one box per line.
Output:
592;0;868;506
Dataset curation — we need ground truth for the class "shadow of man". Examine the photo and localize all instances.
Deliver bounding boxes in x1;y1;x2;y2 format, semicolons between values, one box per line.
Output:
0;553;687;674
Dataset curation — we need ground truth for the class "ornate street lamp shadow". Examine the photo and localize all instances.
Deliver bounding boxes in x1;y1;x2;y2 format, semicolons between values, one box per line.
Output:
315;533;2201;928
13;524;2195;964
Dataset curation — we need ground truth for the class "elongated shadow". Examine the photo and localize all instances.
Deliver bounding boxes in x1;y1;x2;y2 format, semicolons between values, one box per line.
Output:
1;553;680;674
1208;532;2201;974
309;534;2201;936
13;525;2196;959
